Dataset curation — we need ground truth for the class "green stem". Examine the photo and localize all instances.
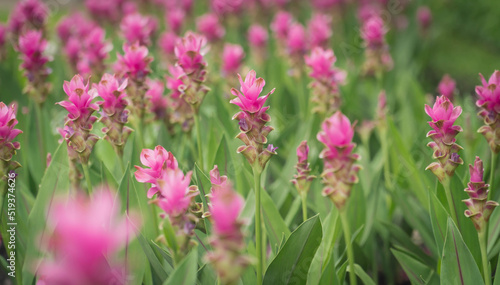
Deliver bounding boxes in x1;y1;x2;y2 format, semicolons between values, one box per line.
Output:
379;129;392;190
34;103;46;162
118;154;125;174
442;177;459;228
340;210;357;285
193;110;204;171
82;163;93;193
300;191;308;222
253;167;263;285
489;152;497;201
479;229;491;285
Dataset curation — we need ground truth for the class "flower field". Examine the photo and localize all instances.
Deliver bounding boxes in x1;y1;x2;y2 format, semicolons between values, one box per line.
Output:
0;0;500;284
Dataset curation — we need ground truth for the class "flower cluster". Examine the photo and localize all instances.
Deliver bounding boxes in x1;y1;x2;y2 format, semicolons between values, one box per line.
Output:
222;43;245;77
317;111;361;211
37;188;137;285
463;157;498;232
291;141;315;195
93;74;133;157
120;13;157;46
57;75;99;165
206;167;251;285
8;0;48;41
475;71;500;154
424;95;463;183
230;70;277;172
196;13;225;42
361;14;393;76
0;102;22;178
438;74;456;101
307;13;332;49
18;30;52;104
85;0;128;24
305;47;347;114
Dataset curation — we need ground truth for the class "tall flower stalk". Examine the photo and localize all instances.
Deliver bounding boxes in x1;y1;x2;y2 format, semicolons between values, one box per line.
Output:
291;141;315;221
230;70;276;284
425;95;463;225
317;111;361;285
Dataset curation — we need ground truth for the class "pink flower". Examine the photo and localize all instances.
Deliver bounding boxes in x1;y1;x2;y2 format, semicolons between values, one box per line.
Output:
417;6;432;30
361;15;386;48
209;182;244;236
159;31;178;57
80;26;112;74
308;13;332;48
37;188;136;285
222;43;245;76
292;140;315;194
8;0;48;36
230;70;275;114
115;43;152;81
437;74;456;100
247;24;268;48
166;65;185;100
317;111;355;159
174;31;208;76
286;23;307;55
146;78;169;119
0;102;22;163
85;0;124;24
297;140;309;164
211;0;244;16
196;13;225;42
156;169;197;217
311;0;342;10
271;11;293;40
476;71;500;113
58;75;99;123
305;47;346;83
210;165;228;192
134;146;178;198
166;8;185;34
94;74;128;116
18;30;51;82
120;13;157;46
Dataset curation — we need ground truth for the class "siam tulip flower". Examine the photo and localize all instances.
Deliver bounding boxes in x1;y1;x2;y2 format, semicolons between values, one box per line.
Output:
120;13;157;46
357;1;381;23
79;26;112;77
57;75;99;165
361;15;393;76
211;0;244;16
37;188;137;285
247;24;268;48
93;74;133;157
417;6;432;33
304;47;347;114
0;102;22;178
145;78;169;121
18;30;52;104
230;70;277;172
134;145;179;198
286;23;307;58
196;13;225;42
438;74;456;101
8;0;48;40
475;71;500;153
156;169;199;218
361;15;386;48
291;141;315;195
222;43;245;76
209;165;228;193
271;11;293;41
206;178;251;285
158;31;178;61
317;111;361;210
166;65;194;132
85;0;125;24
166;8;185;34
308;13;332;49
424;95;463;183
463;156;499;232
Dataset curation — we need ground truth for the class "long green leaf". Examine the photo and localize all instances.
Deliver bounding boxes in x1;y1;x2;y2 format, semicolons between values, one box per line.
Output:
163;248;198;285
392;248;439;285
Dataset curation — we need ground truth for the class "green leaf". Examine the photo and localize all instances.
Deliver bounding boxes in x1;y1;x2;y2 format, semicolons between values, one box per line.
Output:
136;232;168;281
429;190;449;258
392;248;439;285
261;190;291;254
318;256;340;285
163;248;198;285
263;215;322;285
346;264;376;285
440;218;484;285
493;256;500;285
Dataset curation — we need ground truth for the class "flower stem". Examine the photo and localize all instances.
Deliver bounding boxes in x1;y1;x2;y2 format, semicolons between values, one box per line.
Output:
253;167;263;285
340;210;357;285
193;110;204;171
379;128;392;190
82;163;93;193
300;191;308;222
479;229;491;285
489;152;497;201
442;177;459;228
34;102;46;162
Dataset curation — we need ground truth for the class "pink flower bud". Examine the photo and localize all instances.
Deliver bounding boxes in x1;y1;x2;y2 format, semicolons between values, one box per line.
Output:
437;74;456;100
308;13;332;48
94;74;128;116
18;30;51;82
146;78;169;120
247;24;268;48
196;13;225;42
174;31;208;77
222;43;245;76
271;11;293;40
210;165;228;192
317;111;355;157
230;70;274;114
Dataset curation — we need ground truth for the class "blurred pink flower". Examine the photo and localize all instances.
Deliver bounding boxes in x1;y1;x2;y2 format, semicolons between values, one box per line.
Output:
8;0;48;36
417;6;432;31
230;70;274;114
85;0;125;24
94;74;128;116
174;31;208;77
292;140;315;194
196;13;225;42
317;111;355;159
209;182;244;236
211;0;244;15
120;13;157;46
222;43;245;76
438;74;456;100
271;11;293;40
115;43;153;81
297;140;309;164
209;165;228;192
308;13;332;48
18;30;51;83
159;31;178;57
166;8;185;34
248;24;268;48
361;15;386;48
135;146;179;198
146;78;169;120
37;188;137;285
156;169;198;217
166;65;185;100
0;102;22;163
286;23;307;56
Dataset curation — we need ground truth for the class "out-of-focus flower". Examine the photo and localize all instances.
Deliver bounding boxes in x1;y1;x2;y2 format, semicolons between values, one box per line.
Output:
85;0;126;24
0;102;22;177
156;169;199;218
463;157;498;232
286;23;307;57
291;141;315;195
8;0;48;39
317;111;361;210
120;13;157;46
211;0;244;16
361;15;392;76
222;43;245;76
437;74;456;101
247;24;268;48
79;26;112;77
361;15;386;48
166;8;185;34
305;47;346;114
476;71;500;153
230;70;276;172
417;6;432;32
158;31;178;63
308;13;332;49
209;165;228;193
37;188;137;285
166;65;194;132
271;11;293;41
0;24;7;60
145;78;169;121
311;0;343;10
424;95;463;182
196;13;225;42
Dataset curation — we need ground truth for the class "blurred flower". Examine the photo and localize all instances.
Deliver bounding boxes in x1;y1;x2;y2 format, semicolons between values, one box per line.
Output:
145;78;169;121
196;13;225;42
166;8;185;34
476;71;500;153
425;95;463;182
0;102;22;177
37;188;137;285
79;26;112;77
463;157;498;232
159;31;178;59
247;24;268;48
318;111;361;210
209;165;228;193
93;74;132;157
417;6;432;32
57;75;99;164
437;74;456;101
211;0;244;16
156;169;199;218
361;15;392;76
166;65;194;132
286;23;307;57
8;0;48;40
222;43;245;76
230;70;276;171
85;0;126;24
134;145;179;198
311;0;343;10
0;24;7;60
271;11;293;41
291;141;315;195
120;13;157;46
308;13;332;49
361;15;386;48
